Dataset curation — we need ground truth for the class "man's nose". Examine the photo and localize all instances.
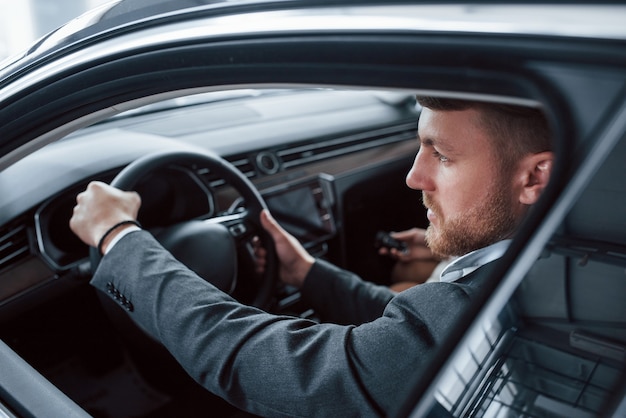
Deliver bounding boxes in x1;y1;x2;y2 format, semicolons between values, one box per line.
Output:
406;149;432;191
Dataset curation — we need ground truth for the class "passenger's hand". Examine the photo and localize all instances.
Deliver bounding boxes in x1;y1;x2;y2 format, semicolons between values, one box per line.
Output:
259;210;314;288
70;181;141;251
378;228;437;262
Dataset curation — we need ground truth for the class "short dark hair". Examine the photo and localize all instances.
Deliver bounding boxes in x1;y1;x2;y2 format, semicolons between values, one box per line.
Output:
416;96;552;173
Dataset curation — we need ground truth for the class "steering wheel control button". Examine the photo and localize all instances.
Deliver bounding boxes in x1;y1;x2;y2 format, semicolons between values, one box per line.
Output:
229;223;247;237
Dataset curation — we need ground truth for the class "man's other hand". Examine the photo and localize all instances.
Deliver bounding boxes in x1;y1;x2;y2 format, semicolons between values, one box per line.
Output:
258;210;314;288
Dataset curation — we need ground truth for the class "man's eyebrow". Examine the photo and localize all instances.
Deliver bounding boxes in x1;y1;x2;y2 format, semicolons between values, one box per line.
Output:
416;133;431;146
419;137;435;147
417;134;454;153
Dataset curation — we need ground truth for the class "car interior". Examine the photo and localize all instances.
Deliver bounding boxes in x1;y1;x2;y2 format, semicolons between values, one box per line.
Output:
0;84;624;418
0;88;427;417
0;4;624;415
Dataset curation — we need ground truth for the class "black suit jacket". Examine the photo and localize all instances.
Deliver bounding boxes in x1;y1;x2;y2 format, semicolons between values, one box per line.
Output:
92;231;496;417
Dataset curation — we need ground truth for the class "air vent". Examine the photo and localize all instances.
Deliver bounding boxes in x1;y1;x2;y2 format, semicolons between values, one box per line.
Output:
277;122;416;169
230;156;256;179
197;155;257;188
0;220;30;272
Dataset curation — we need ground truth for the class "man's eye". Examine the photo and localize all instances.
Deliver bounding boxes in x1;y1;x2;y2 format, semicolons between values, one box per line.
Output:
433;151;449;163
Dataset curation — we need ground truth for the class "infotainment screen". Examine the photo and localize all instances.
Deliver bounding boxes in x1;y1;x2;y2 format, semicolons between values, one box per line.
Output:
263;176;335;245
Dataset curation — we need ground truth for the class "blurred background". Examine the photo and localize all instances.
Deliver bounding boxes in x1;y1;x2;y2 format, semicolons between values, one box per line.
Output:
0;0;111;61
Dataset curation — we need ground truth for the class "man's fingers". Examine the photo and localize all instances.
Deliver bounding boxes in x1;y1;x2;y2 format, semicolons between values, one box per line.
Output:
252;237;267;258
391;227;426;244
69;181;143;249
260;209;285;239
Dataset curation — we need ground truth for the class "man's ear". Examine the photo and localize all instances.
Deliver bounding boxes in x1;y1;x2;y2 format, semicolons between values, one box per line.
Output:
517;151;554;205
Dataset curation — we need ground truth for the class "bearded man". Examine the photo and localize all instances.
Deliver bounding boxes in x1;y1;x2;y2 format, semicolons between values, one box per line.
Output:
70;96;553;418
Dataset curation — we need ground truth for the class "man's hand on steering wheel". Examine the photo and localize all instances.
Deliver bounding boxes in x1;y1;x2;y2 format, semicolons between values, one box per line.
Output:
70;181;141;252
252;210;314;289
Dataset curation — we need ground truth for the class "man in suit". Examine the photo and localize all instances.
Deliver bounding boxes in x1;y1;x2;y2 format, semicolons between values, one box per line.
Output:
69;97;553;417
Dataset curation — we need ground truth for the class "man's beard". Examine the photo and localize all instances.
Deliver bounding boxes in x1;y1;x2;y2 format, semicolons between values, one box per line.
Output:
423;181;517;257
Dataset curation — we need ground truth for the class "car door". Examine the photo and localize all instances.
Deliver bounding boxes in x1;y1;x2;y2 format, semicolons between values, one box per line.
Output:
0;2;625;417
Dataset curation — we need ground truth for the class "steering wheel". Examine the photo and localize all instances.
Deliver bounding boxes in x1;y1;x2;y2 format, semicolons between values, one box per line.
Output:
91;148;277;307
89;149;278;391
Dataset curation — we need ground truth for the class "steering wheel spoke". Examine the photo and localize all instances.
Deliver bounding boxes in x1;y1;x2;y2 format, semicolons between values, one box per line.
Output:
206;212;251;241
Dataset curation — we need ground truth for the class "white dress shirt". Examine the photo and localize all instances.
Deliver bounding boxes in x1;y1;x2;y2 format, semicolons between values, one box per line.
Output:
439;240;511;283
104;225;141;254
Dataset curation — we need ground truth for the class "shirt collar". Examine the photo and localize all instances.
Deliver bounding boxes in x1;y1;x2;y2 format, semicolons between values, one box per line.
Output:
439;240;512;283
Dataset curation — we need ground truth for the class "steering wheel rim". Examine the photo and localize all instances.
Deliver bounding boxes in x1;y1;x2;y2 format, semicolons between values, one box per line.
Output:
90;148;277;309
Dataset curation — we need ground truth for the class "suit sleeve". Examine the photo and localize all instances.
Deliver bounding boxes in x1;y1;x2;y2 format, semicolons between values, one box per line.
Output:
91;230;478;418
300;258;396;325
